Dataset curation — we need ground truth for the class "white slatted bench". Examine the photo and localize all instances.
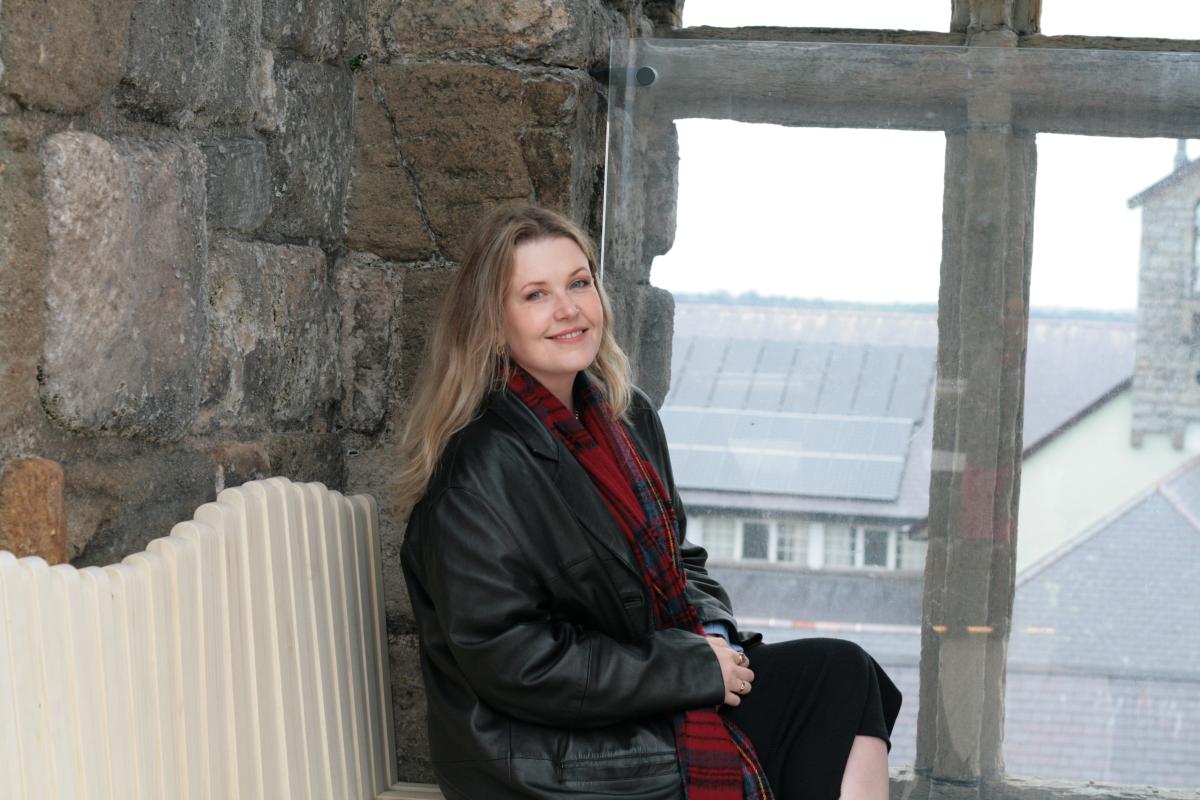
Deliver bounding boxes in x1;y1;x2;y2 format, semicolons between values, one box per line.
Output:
0;476;444;800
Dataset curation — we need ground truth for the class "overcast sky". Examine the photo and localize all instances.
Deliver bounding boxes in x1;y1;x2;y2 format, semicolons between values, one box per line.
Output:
648;2;1200;311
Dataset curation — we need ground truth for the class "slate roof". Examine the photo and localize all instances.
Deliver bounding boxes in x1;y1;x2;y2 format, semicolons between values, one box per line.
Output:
667;304;1137;519
1010;461;1200;678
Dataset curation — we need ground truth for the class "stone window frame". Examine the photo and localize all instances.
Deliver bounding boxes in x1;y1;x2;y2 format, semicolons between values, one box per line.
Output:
601;3;1200;798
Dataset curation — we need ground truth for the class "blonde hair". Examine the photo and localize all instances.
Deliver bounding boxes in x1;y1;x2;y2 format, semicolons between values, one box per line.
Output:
395;205;632;516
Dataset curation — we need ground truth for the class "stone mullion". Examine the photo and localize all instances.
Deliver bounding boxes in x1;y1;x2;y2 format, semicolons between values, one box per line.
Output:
915;109;1032;797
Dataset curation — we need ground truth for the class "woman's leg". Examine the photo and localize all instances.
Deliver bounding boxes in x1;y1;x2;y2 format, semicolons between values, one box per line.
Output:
721;638;901;800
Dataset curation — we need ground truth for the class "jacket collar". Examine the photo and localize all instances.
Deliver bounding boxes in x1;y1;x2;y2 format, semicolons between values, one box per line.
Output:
486;389;642;579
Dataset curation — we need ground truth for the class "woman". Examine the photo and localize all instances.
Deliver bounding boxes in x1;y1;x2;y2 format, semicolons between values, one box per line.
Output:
398;205;900;799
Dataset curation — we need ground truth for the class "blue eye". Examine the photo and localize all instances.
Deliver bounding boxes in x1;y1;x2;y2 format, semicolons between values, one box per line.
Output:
571;278;592;289
526;290;545;300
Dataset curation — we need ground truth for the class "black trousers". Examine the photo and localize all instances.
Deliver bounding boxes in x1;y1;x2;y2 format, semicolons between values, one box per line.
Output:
720;638;902;800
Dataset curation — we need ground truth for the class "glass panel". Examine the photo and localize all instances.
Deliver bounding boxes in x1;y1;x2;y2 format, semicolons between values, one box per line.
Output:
702;517;737;560
823;524;855;568
1011;132;1200;789
896;534;928;572
682;0;948;33
775;522;807;564
603;37;1200;791
742;521;769;559
862;528;890;568
1041;0;1200;40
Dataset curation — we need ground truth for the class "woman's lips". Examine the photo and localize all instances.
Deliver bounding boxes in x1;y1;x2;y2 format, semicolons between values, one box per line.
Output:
548;328;586;341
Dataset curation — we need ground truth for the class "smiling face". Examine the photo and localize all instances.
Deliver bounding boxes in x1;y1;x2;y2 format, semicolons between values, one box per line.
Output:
503;235;604;409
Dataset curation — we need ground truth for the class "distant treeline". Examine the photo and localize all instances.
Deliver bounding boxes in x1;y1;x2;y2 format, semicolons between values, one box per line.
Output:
670;291;1137;322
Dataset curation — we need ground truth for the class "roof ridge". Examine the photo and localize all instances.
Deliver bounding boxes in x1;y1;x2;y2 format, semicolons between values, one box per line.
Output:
1160;456;1200;534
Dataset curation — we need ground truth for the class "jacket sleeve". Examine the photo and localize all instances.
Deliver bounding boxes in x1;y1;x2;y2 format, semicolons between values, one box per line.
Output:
414;484;726;730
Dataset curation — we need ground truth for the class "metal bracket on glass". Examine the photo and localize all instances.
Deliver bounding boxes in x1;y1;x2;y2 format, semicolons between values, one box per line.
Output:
589;66;658;87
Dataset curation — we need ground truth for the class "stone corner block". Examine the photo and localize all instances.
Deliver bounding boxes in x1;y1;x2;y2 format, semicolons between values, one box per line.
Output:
334;252;405;434
119;0;261;122
0;0;134;114
373;64;597;260
261;0;356;61
210;441;271;490
199;137;271;232
0;457;68;564
264;432;347;490
201;237;339;432
376;0;626;68
346;72;433;262
40;131;208;441
260;58;355;243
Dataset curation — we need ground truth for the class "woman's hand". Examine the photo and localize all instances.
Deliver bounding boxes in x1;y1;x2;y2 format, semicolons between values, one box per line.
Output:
704;635;754;707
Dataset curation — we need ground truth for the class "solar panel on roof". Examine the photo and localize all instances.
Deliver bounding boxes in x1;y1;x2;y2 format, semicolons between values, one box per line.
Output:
710;373;753;408
745;377;786;412
686;337;727;371
671;373;715;407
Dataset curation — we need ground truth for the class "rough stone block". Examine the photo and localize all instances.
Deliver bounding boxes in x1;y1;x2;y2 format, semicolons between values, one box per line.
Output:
373;64;598;260
40;132;208;441
395;267;458;413
202;237;339;431
0;458;67;564
370;0;624;68
346;442;412;629
346;74;433;262
199;138;271;232
121;0;261;122
388;632;435;783
210;441;271;490
264;432;347;489
335;252;405;434
0;115;54;444
68;443;214;565
262;0;353;60
0;0;135;113
261;58;355;243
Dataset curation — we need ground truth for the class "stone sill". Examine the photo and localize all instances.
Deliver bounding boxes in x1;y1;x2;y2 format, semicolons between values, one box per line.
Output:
890;769;1197;800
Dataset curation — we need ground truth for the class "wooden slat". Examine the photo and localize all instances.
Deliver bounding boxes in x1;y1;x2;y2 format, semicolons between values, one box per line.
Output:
302;482;354;800
124;551;183;799
68;567;113;800
173;518;239;800
148;536;209;800
263;477;326;798
196;500;266;800
322;486;368;798
255;479;313;800
216;487;294;798
32;559;79;800
0;551;30;800
335;490;374;798
105;562;156;800
354;493;397;790
86;566;138;800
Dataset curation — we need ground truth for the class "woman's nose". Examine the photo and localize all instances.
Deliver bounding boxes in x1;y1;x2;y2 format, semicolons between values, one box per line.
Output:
553;294;579;318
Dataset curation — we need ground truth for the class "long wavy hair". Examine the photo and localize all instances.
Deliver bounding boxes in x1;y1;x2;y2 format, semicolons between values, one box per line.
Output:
395;205;632;516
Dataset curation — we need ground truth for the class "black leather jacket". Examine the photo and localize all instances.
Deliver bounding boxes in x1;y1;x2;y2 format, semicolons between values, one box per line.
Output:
401;388;756;799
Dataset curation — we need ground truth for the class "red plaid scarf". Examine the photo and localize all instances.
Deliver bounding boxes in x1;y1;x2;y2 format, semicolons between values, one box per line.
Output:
507;366;773;800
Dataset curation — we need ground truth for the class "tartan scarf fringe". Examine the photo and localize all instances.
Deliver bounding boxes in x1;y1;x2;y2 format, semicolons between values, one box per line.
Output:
507;367;773;800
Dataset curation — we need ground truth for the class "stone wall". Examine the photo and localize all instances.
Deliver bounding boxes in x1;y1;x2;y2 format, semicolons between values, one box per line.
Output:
1130;166;1200;446
1;0;678;782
